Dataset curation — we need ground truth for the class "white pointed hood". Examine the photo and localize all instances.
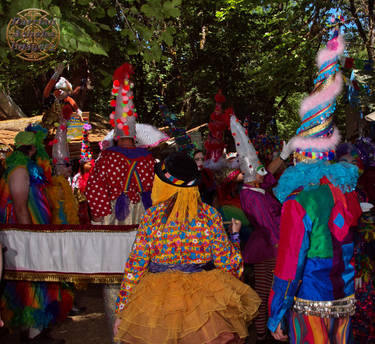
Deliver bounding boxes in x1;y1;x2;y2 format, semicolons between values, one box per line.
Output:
230;115;267;182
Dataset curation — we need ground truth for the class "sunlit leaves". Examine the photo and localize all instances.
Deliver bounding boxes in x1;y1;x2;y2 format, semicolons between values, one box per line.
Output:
59;20;108;56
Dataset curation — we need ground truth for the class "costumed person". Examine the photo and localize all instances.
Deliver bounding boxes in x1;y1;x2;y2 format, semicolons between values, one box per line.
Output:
85;63;156;344
0;128;66;343
336;142;375;343
42;63;84;180
72;123;94;224
268;20;362;343
113;151;261;344
42;63;84;128
230;114;289;342
198;91;233;206
336;142;367;204
46;120;79;225
204;90;231;164
193;150;216;205
210;150;253;249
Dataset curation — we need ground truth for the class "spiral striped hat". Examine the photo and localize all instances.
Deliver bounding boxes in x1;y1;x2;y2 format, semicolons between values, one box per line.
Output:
291;22;344;162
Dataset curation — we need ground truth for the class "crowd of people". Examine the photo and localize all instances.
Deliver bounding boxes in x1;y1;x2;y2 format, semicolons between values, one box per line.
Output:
0;20;375;344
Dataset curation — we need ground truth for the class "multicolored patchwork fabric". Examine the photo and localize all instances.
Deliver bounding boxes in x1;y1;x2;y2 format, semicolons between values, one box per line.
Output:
267;179;362;333
115;202;243;313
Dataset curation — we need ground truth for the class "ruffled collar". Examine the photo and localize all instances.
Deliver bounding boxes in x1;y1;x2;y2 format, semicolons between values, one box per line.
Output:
274;160;358;204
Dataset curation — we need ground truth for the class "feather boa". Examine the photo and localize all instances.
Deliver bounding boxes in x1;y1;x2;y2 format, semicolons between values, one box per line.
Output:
291;126;341;151
274;160;359;204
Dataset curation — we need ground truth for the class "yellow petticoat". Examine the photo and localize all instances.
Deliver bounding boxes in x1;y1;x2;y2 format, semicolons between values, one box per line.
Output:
115;269;261;344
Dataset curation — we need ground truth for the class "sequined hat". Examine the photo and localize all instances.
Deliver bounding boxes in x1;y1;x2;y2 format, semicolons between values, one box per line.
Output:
290;20;344;163
109;63;137;140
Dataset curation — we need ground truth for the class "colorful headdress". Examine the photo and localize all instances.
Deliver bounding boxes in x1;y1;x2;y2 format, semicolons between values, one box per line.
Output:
158;99;195;155
204;90;230;163
290;21;344;162
109;63;137;140
99;124;169;151
230;114;267;183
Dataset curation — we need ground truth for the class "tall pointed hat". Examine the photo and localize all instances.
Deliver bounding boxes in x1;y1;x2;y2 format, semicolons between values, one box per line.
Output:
230;114;267;183
204;90;230;163
290;18;345;162
109;63;137;140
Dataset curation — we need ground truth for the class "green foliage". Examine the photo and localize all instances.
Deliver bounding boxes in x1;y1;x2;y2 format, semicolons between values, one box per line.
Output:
0;0;372;141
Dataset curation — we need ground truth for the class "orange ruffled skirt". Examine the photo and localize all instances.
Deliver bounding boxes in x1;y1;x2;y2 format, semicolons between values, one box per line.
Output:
115;269;261;344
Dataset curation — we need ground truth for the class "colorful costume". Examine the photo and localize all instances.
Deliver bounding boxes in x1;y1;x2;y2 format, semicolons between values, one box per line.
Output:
115;152;260;344
268;164;362;342
42;65;83;131
85;63;157;344
336;142;375;342
85;63;155;225
71;123;94;224
268;21;362;343
0;129;72;332
231;114;281;340
240;172;280;265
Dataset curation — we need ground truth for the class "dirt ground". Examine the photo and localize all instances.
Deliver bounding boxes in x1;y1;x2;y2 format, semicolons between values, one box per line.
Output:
0;284;112;344
0;280;265;344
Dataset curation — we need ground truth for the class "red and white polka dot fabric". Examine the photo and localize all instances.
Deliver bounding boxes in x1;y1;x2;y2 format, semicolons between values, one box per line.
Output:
86;150;155;218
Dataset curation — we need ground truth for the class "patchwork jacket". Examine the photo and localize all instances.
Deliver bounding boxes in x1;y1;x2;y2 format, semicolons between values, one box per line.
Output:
267;176;362;332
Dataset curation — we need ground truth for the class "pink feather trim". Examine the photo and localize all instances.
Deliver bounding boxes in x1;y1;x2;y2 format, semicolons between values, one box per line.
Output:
299;72;343;117
290;127;341;151
317;35;345;67
112;63;134;84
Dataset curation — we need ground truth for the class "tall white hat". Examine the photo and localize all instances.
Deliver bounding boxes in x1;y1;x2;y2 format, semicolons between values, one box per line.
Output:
230;114;267;182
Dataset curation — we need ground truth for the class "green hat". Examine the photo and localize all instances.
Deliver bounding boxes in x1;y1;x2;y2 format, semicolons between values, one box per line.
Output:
14;131;36;148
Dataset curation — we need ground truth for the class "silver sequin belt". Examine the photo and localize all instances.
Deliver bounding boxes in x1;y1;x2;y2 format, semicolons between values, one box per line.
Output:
292;295;356;318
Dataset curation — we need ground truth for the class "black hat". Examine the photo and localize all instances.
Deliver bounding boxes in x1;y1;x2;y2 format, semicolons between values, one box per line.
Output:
155;151;200;187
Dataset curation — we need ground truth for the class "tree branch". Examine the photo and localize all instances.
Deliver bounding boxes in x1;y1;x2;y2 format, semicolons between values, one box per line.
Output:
349;0;368;45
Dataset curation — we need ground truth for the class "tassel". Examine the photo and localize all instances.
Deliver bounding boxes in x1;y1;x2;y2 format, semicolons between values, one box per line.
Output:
115;192;130;221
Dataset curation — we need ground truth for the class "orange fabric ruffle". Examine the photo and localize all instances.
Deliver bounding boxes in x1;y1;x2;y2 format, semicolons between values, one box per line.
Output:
115;269;261;344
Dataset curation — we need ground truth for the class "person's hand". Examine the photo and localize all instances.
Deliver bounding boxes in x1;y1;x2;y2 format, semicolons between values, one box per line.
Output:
231;218;241;233
113;317;121;337
280;139;294;161
76;109;84;122
271;323;288;341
